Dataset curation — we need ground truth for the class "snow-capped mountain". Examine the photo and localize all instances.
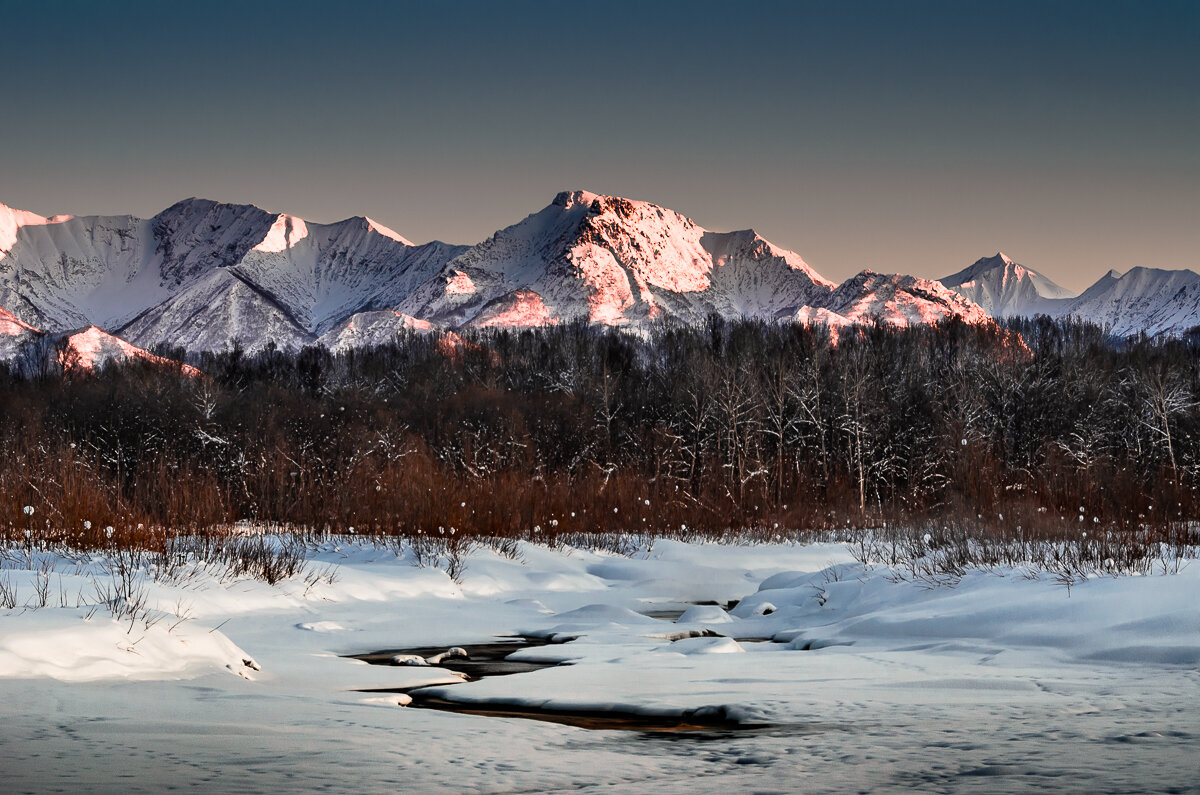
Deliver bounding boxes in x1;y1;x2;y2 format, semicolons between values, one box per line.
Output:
397;190;837;327
317;310;433;352
51;326;201;374
0;198;464;353
940;253;1076;317
801;271;991;328
940;252;1200;336
1057;267;1200;337
0;307;200;374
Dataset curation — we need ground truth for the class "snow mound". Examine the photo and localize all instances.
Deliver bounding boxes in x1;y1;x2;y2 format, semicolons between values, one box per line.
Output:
677;604;733;624
667;636;745;655
296;621;345;632
0;609;258;683
471;289;557;328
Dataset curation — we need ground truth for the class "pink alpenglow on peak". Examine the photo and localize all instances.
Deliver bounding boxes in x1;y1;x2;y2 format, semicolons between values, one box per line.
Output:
803;271;990;329
0;305;40;337
472;289;558;328
445;270;477;295
253;215;310;253
401;189;839;328
364;218;413;246
55;326;201;376
0;203;73;254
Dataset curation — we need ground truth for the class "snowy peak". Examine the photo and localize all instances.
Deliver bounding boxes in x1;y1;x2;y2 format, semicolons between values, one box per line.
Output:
402;189;836;327
552;189;601;209
228;208;457;337
940;252;1075;317
51;325;201;375
941;252;1200;337
1062;266;1200;337
253;214;310;253
152;198;278;286
804;271;989;329
363;217;412;245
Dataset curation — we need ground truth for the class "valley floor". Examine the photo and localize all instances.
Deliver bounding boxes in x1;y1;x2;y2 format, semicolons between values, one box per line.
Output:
1;539;1197;793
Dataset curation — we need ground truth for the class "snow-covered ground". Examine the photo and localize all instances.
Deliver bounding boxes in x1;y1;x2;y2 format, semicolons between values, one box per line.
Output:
1;538;1197;792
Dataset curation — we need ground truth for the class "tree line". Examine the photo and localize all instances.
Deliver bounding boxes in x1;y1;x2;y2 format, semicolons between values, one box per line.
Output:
2;316;1199;547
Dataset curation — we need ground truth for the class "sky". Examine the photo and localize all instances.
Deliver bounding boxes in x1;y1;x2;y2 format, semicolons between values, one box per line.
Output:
1;0;1197;291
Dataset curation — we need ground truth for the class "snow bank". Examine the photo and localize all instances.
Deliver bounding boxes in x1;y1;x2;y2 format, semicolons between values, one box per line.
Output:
0;608;257;682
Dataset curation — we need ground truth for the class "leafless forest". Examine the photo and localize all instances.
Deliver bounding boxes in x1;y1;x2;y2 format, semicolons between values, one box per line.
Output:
2;317;1199;558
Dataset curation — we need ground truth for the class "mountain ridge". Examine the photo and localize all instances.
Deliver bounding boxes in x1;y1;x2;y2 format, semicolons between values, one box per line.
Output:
3;192;1197;357
939;253;1200;336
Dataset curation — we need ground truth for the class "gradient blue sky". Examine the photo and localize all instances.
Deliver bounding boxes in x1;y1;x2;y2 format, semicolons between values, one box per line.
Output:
2;0;1196;290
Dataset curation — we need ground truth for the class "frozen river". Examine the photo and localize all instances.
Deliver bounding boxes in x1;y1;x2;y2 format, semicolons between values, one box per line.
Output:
2;540;1197;792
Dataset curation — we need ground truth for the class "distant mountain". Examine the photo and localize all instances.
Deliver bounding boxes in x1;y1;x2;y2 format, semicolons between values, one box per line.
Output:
1058;267;1200;337
939;252;1200;336
940;252;1076;317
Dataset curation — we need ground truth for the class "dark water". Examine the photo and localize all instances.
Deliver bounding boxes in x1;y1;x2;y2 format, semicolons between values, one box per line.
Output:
349;636;774;732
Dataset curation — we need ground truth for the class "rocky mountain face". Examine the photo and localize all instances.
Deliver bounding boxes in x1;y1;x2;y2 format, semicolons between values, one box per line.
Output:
0;305;40;360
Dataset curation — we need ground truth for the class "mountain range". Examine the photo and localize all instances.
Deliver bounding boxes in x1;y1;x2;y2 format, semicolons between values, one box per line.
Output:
940;252;1200;337
1;191;1196;367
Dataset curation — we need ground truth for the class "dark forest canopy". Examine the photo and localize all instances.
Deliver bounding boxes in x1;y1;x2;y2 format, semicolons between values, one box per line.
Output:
3;316;1200;546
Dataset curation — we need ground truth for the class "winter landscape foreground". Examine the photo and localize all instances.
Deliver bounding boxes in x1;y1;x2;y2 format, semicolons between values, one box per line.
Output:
1;535;1197;793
